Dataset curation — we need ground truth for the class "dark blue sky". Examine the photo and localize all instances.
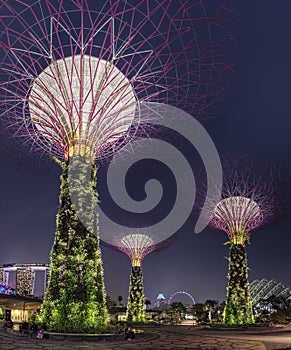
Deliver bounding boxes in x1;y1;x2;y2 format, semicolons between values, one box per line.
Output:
0;1;291;305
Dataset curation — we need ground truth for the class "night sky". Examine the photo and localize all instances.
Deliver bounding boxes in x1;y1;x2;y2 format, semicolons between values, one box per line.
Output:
0;1;291;306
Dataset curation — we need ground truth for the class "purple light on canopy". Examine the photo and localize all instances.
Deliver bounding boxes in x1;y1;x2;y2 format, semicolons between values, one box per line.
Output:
213;196;261;244
28;54;136;159
0;0;236;161
119;232;155;267
204;156;279;243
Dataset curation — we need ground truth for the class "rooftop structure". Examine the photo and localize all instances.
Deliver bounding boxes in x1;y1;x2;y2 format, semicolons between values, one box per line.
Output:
0;263;50;297
250;279;291;307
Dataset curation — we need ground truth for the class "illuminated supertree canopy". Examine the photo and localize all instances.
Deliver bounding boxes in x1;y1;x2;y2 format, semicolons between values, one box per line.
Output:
120;233;154;268
213;196;261;245
201;156;285;325
0;0;236;160
109;231;155;323
0;0;235;332
28;55;136;160
208;157;279;242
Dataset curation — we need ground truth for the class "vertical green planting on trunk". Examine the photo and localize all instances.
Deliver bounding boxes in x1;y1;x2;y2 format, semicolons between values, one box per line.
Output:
126;266;146;322
39;156;109;333
223;243;254;325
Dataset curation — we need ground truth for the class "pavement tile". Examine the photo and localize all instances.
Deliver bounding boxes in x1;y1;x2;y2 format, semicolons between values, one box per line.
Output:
1;326;291;350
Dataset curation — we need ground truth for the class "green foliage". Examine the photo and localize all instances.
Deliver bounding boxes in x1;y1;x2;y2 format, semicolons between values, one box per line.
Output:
223;244;254;325
39;156;109;333
190;303;204;320
126;266;146;323
168;302;186;323
267;295;291;323
0;307;4;320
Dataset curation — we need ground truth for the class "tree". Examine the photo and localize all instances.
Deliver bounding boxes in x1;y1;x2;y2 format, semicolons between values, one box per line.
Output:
40;158;108;332
268;295;291;323
204;300;219;322
106;296;116;310
190;303;205;322
169;302;186;324
200;157;285;325
145;299;151;310
117;296;123;306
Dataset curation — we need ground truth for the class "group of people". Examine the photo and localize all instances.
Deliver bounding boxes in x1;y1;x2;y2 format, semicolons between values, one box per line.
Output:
2;319;46;339
20;321;38;338
21;321;46;339
2;319;13;331
2;319;134;341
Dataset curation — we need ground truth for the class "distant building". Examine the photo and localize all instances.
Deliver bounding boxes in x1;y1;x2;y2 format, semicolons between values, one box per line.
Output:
155;293;167;308
0;294;42;323
0;269;9;285
0;263;50;297
250;278;291;307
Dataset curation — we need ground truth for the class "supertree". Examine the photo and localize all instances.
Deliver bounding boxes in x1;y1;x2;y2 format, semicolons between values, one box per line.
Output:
118;232;155;322
201;156;285;325
0;0;235;332
101;218;176;323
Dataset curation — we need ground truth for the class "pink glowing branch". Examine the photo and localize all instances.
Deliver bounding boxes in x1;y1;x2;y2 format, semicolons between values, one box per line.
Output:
118;233;156;267
198;155;286;241
0;0;237;160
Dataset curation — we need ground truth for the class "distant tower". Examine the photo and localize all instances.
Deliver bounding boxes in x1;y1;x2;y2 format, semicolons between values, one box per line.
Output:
213;196;260;324
202;157;283;325
119;233;155;322
104;231;156;322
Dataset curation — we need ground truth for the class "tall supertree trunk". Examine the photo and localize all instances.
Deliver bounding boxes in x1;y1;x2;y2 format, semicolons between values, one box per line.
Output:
40;156;109;333
126;266;146;322
223;243;254;325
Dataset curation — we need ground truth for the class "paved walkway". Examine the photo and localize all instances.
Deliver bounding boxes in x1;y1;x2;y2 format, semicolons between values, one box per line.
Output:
0;325;291;350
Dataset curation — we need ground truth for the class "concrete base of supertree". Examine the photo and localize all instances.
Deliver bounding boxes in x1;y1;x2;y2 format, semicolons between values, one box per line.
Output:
39;156;109;333
223;243;254;325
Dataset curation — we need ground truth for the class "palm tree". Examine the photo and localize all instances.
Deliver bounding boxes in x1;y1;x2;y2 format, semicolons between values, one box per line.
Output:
204;300;219;322
117;295;123;306
190;303;205;323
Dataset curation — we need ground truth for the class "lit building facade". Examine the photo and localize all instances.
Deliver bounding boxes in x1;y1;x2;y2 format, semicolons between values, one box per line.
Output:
0;263;50;297
0;269;9;285
16;268;34;296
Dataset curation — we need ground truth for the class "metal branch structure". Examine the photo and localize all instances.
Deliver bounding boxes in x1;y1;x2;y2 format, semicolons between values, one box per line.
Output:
0;0;237;160
0;0;236;332
114;232;155;322
120;233;155;268
213;196;261;245
214;196;259;324
201;156;283;325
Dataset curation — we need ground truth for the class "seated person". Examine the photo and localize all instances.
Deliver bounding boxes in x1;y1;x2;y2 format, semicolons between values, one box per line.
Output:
125;326;135;340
